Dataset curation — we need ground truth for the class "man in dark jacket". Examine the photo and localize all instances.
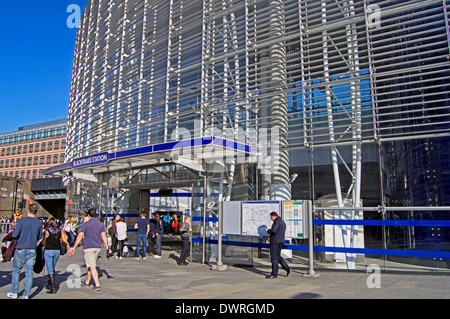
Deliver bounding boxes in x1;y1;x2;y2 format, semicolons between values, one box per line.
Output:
265;212;291;278
178;215;192;266
154;213;164;258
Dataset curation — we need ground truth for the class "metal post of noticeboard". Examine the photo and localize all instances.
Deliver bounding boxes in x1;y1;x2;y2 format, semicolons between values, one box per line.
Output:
304;201;319;278
212;201;227;271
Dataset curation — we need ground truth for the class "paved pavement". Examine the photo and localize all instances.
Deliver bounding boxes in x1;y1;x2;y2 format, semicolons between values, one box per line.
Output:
0;241;449;301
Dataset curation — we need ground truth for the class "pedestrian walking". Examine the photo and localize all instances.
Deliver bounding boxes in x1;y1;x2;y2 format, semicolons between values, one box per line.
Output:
265;212;291;279
69;208;111;291
64;216;77;247
134;212;150;259
164;213;171;234
6;203;43;299
178;215;192;266
41;217;70;294
148;213;157;255
116;216;127;258
154;212;164;258
110;214;120;257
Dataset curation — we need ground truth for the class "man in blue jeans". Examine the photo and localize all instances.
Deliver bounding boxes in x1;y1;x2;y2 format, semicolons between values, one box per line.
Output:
7;204;43;299
134;212;150;259
154;212;164;258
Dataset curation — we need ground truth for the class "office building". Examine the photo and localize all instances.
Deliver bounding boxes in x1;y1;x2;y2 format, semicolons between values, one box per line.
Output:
44;0;450;270
0;119;67;179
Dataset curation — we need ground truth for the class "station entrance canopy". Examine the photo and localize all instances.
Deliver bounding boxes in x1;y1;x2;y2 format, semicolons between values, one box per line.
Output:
42;137;252;182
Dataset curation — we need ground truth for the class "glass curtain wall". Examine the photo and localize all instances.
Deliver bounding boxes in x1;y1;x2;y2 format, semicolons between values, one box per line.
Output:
68;0;450;271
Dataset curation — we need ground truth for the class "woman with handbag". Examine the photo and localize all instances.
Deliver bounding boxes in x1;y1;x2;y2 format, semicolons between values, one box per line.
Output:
41;217;69;294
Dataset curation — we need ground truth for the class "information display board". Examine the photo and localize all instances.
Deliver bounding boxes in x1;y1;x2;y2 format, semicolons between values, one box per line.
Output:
222;201;242;235
283;201;305;239
241;201;280;236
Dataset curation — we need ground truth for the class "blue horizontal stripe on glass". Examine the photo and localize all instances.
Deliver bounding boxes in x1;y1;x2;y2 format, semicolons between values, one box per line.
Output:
191;238;450;259
313;219;450;227
192;217;218;222
150;193;192;197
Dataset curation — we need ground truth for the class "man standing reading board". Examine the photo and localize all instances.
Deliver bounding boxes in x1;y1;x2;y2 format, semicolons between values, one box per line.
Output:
265;212;291;279
69;208;111;291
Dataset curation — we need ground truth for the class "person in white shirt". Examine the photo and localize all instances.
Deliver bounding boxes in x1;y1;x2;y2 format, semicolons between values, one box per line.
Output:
116;216;127;259
64;216;77;246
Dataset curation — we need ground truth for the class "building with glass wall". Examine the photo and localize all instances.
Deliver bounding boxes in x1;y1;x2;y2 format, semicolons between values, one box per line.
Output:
45;0;450;271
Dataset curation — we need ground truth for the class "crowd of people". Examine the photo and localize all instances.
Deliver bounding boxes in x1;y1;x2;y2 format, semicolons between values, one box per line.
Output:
1;204;193;299
1;213;24;233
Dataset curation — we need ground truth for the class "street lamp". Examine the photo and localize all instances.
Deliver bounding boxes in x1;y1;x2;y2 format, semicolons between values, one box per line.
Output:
12;178;23;217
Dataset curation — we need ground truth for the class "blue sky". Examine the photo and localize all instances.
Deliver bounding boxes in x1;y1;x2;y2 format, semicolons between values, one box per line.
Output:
0;1;89;134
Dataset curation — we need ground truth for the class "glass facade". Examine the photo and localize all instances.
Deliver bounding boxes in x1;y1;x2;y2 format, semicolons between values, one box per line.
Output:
66;0;450;271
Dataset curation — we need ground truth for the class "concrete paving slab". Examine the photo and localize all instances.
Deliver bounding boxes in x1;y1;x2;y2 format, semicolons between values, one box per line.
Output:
0;245;449;301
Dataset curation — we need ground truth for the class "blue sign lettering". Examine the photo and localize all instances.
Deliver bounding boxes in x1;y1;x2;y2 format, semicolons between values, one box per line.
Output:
72;153;109;169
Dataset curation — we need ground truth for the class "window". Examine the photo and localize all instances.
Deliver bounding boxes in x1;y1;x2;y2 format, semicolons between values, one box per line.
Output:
27;157;32;166
41;142;46;152
48;141;53;151
33;156;38;166
35;143;39;152
23;145;27;154
40;155;45;165
46;155;51;164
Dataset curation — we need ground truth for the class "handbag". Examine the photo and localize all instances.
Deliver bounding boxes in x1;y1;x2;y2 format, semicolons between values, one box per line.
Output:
2;231;17;262
60;241;68;256
33;242;45;274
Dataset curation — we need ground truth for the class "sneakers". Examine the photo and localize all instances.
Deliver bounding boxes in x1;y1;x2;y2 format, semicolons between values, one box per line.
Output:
80;281;101;291
6;292;17;299
6;292;28;299
153;255;161;259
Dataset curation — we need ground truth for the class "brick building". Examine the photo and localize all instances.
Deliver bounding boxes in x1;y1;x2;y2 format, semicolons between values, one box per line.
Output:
0;119;67;179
